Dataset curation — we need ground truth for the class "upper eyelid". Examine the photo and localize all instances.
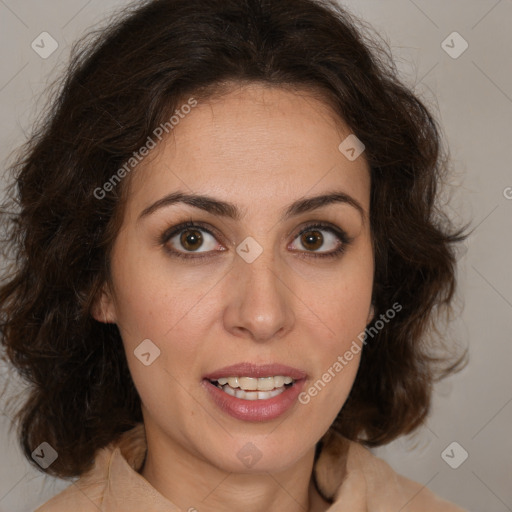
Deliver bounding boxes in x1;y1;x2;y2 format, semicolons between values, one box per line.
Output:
162;221;228;246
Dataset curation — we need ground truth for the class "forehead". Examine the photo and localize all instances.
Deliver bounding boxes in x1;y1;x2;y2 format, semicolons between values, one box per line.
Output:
126;84;370;220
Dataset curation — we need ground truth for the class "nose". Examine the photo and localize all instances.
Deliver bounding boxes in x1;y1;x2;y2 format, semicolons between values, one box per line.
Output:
222;243;296;343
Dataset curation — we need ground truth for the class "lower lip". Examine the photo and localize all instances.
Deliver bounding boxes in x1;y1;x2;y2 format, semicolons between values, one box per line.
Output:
202;379;306;422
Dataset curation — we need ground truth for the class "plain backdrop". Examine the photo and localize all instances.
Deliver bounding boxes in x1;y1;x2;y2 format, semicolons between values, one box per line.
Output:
0;1;511;511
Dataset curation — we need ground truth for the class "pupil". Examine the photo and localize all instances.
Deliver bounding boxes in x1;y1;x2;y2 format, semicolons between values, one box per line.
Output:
181;229;203;251
302;230;322;250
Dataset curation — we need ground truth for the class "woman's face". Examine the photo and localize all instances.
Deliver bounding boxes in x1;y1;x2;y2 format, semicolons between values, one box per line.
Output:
96;83;374;473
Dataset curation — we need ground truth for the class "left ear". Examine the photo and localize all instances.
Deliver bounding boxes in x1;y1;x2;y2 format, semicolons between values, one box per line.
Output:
367;304;375;324
90;282;117;324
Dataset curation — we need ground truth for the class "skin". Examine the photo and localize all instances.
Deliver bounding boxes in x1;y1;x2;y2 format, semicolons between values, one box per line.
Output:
92;83;374;512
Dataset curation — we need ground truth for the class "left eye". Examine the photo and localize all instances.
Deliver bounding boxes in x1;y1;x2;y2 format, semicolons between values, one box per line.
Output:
289;226;343;254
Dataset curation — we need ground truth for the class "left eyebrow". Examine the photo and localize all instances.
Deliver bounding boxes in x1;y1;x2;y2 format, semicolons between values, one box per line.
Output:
138;191;366;224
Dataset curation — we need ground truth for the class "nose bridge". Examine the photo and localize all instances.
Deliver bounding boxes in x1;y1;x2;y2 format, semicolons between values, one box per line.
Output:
225;235;295;341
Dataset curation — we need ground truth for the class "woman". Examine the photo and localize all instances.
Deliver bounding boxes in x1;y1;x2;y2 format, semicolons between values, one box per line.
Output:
0;0;468;510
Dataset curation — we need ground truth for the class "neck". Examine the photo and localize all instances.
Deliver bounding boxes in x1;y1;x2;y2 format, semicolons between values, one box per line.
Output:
139;431;330;512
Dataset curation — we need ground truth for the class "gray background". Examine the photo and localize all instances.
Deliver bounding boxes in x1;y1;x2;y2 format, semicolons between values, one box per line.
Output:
0;1;511;511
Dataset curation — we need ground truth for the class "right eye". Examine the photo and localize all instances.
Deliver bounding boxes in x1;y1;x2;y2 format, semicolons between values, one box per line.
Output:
161;221;226;260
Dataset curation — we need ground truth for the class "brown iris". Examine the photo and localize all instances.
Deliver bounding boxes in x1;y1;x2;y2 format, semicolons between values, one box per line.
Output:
180;229;203;251
301;230;323;251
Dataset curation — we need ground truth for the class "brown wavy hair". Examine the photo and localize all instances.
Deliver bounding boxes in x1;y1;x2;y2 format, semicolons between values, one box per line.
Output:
0;0;468;479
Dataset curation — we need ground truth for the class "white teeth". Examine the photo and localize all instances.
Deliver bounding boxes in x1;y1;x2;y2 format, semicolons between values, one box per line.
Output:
238;377;258;390
210;375;297;400
273;376;285;387
259;388;284;399
223;385;236;397
257;377;275;391
224;386;286;401
227;377;239;388
211;375;296;391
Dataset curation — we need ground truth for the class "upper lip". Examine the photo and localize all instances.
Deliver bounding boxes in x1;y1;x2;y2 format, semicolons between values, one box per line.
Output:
203;362;307;381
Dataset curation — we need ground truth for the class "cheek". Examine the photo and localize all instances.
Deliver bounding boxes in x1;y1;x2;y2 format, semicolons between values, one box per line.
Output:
296;251;373;345
294;246;372;410
109;265;211;411
112;272;209;422
110;249;202;344
296;269;369;416
114;281;207;372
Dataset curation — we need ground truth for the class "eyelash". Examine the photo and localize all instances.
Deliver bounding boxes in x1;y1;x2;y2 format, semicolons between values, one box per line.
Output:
159;220;352;261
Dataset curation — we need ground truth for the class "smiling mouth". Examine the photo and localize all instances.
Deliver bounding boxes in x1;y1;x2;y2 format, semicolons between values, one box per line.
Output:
208;375;296;401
